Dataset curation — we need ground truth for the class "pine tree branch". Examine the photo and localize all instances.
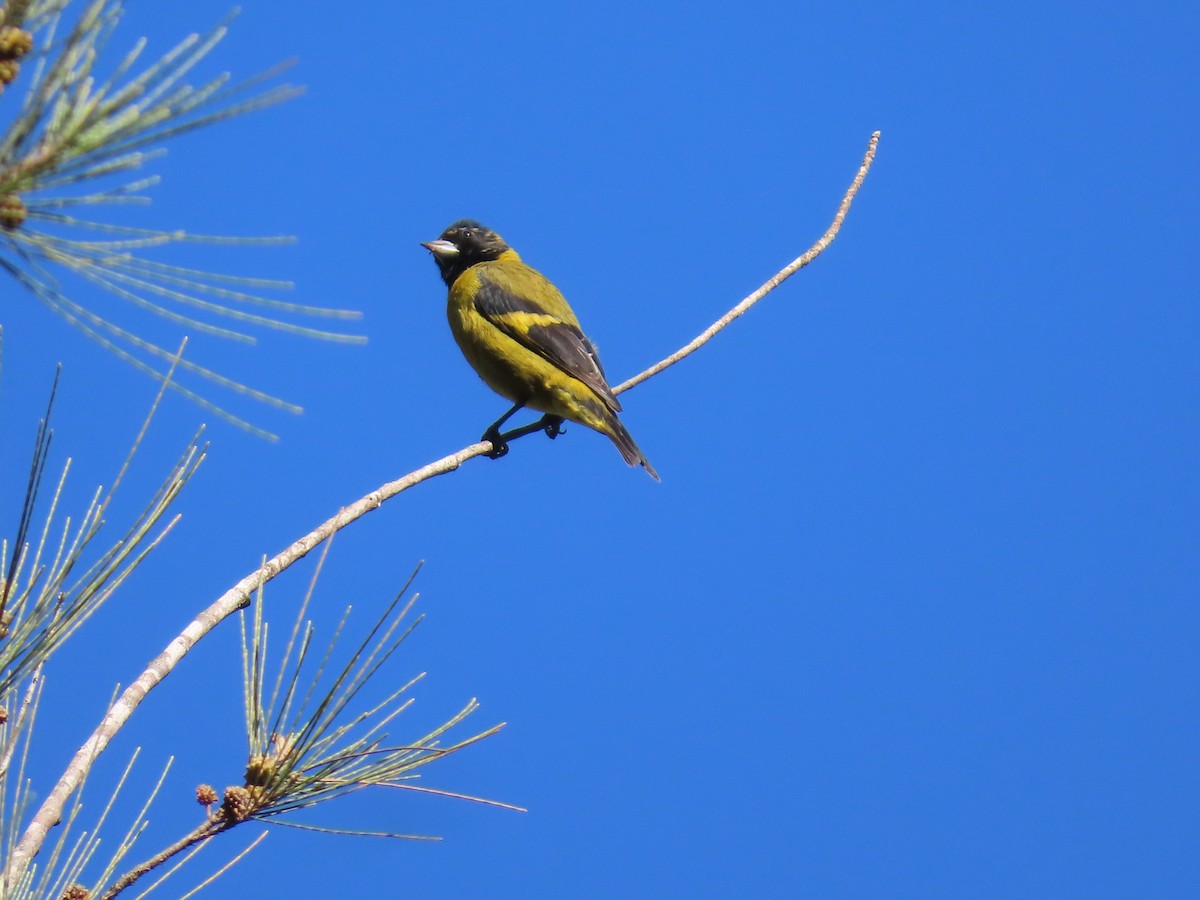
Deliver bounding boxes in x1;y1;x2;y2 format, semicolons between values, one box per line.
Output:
3;131;880;886
98;820;224;900
613;131;880;394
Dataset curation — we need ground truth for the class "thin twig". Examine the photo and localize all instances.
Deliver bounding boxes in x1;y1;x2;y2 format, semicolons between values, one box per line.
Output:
5;132;879;885
614;131;880;394
99;820;222;900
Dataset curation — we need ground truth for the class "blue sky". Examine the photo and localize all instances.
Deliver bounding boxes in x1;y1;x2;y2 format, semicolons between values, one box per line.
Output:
1;1;1196;897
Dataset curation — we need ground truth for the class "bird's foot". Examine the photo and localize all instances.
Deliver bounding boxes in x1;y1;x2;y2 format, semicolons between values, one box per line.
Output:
481;427;510;459
542;416;566;440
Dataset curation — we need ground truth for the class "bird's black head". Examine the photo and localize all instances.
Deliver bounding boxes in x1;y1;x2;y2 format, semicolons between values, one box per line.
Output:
422;219;512;286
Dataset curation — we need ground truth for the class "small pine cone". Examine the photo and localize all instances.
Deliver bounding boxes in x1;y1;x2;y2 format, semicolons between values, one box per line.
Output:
0;708;7;724
196;784;219;806
0;27;32;59
60;886;91;900
222;786;257;823
0;194;26;230
0;59;18;85
244;753;274;787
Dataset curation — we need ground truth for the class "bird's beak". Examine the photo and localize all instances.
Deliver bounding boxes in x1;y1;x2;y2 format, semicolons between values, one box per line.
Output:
421;239;459;257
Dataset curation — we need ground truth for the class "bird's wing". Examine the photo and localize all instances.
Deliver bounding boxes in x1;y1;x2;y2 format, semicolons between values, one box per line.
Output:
475;265;622;413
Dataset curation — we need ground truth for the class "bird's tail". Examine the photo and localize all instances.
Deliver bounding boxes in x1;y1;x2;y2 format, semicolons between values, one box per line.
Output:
605;416;660;482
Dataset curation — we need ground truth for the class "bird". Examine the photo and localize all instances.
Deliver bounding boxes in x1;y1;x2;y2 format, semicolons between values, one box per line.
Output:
422;219;659;480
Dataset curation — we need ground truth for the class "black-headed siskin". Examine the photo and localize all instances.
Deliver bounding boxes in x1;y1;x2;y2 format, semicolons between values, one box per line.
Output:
423;220;658;480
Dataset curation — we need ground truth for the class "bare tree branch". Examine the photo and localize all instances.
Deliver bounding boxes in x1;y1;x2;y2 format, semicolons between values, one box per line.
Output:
5;131;880;884
614;131;880;394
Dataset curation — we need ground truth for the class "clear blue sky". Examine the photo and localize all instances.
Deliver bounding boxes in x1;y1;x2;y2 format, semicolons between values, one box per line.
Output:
1;1;1196;897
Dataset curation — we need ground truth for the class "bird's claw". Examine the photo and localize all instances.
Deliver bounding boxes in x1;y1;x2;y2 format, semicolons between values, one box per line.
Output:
543;417;565;440
481;428;509;459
